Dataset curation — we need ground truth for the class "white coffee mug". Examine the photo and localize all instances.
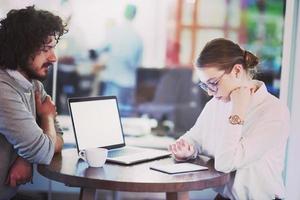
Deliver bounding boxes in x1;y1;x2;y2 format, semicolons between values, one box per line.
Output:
79;147;108;167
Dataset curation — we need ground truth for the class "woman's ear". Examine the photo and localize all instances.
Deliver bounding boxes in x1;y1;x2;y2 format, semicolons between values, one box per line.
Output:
231;64;243;78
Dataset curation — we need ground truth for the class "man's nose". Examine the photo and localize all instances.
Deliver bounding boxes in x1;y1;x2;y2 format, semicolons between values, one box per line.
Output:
48;50;57;62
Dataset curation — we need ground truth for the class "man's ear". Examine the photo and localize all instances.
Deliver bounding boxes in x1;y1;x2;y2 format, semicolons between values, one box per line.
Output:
230;64;243;78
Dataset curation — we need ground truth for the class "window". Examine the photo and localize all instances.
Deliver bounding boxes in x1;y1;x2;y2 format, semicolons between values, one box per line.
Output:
166;0;285;97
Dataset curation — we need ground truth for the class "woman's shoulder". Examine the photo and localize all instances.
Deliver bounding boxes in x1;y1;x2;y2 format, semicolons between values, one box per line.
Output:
252;81;289;120
262;93;290;120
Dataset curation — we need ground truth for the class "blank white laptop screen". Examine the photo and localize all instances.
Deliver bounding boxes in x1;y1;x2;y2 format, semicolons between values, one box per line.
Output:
69;98;124;150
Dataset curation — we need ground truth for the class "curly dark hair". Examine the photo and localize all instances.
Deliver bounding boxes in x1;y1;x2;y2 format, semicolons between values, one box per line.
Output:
0;5;67;70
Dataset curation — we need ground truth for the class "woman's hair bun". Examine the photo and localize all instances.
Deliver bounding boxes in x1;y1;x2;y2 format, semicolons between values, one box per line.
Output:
244;50;259;69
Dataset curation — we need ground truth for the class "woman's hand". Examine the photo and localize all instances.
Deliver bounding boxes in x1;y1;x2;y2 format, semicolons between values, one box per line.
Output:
230;86;254;119
169;139;195;161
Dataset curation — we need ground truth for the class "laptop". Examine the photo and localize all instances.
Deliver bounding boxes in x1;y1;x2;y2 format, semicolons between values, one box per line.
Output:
68;96;171;165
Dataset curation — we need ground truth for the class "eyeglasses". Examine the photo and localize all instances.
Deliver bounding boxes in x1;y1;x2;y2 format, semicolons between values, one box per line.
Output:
198;72;226;93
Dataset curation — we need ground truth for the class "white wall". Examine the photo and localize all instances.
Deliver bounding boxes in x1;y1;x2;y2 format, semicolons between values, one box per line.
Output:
281;0;300;199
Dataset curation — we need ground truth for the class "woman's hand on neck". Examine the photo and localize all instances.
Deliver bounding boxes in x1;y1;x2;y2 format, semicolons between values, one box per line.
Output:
230;80;256;120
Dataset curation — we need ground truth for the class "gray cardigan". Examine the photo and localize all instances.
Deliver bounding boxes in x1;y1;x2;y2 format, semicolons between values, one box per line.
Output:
0;69;62;199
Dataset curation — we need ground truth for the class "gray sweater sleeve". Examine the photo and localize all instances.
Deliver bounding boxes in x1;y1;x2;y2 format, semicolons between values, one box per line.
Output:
0;82;54;164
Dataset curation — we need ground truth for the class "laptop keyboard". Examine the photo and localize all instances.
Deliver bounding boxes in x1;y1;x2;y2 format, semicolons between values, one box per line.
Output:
108;148;141;158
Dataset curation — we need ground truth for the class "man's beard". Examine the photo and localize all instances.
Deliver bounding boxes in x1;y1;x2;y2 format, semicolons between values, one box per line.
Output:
24;62;53;81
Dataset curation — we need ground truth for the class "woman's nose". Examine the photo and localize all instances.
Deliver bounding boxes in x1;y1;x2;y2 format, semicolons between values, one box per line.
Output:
207;90;214;96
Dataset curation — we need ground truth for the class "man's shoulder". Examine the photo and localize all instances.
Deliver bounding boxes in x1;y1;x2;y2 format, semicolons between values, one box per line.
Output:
0;69;18;86
0;69;10;80
0;73;15;90
0;70;19;90
0;70;28;101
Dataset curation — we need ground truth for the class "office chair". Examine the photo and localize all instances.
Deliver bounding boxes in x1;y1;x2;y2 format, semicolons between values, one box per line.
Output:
137;68;210;138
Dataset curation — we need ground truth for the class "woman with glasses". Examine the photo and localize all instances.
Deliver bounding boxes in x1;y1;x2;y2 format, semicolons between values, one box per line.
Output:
169;38;289;200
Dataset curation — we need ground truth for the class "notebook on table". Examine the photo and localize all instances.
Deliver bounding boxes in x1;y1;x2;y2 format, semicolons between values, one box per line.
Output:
68;96;171;165
150;163;208;174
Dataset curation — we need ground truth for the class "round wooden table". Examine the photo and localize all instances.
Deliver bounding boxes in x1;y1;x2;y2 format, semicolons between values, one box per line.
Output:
38;149;230;200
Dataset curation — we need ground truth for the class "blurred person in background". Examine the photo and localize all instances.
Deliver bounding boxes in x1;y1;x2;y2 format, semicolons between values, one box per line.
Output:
0;6;67;199
92;4;143;115
169;38;289;200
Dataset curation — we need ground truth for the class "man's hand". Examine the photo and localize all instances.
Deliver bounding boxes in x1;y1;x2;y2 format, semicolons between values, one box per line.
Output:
169;139;195;161
35;91;57;119
35;91;64;153
5;157;33;187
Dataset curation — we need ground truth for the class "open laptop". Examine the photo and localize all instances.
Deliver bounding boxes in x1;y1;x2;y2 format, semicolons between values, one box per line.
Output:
68;96;171;165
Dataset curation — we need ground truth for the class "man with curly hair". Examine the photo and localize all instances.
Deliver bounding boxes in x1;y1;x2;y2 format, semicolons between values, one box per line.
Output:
0;6;67;199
